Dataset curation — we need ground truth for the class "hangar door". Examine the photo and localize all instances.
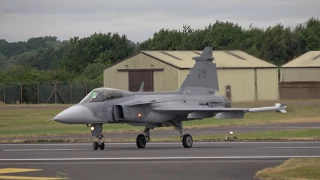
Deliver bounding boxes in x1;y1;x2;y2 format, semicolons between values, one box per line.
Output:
128;71;154;92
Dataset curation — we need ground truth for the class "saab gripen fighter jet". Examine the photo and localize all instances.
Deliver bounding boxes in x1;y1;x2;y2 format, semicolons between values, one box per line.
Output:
53;47;287;150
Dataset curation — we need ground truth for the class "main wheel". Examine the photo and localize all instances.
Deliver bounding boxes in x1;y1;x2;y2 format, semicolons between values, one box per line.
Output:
136;134;147;148
182;134;193;148
99;142;105;150
93;141;99;150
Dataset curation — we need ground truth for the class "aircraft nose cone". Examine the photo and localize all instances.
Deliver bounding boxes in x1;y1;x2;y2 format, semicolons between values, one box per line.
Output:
53;105;86;124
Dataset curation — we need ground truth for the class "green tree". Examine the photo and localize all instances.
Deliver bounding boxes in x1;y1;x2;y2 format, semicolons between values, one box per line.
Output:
0;53;8;69
83;62;109;80
60;32;135;73
202;21;244;50
139;17;320;66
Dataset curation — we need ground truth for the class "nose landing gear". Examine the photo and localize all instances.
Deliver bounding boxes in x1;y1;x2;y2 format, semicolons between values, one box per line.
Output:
90;124;105;150
93;135;105;150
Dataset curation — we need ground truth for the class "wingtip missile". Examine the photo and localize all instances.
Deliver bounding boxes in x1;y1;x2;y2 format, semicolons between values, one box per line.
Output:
275;103;287;113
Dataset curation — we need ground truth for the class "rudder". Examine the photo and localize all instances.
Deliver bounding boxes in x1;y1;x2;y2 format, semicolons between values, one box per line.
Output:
178;47;219;93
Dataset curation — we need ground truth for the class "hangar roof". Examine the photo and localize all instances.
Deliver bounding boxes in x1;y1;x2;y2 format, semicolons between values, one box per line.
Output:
141;50;276;69
282;51;320;67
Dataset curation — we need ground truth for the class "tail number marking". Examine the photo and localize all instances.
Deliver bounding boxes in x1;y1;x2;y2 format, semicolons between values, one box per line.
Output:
198;69;206;78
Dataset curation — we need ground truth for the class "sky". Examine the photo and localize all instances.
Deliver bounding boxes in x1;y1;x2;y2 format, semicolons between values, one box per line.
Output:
0;0;319;43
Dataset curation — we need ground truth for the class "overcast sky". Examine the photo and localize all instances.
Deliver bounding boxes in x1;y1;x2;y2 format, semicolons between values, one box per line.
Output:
0;0;319;43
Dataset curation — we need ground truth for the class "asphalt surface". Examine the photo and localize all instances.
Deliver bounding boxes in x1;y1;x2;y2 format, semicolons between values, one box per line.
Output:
0;141;320;180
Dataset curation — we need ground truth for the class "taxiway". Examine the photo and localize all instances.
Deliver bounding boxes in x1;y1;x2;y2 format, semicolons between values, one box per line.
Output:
0;141;319;180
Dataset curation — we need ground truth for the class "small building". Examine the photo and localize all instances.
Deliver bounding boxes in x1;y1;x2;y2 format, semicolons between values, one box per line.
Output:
103;50;279;102
280;51;320;99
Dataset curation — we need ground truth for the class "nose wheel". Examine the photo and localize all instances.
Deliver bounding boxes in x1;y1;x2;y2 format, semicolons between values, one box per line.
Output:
93;141;105;150
93;139;105;150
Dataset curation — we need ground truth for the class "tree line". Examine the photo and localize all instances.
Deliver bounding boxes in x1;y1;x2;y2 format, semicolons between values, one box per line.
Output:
0;17;319;84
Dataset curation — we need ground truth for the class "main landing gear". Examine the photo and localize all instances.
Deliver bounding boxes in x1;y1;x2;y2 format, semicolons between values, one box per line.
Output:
90;124;105;150
172;120;193;148
181;134;193;148
136;127;150;148
135;121;193;149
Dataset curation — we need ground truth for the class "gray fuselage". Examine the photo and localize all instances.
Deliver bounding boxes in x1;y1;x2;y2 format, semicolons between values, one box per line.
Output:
53;88;231;127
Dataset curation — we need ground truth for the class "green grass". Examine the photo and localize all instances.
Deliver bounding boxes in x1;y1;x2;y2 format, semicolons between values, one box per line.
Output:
0;100;319;138
255;158;320;180
192;128;320;141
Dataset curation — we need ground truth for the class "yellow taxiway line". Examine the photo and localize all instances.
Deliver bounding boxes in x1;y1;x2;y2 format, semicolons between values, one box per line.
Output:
0;168;69;179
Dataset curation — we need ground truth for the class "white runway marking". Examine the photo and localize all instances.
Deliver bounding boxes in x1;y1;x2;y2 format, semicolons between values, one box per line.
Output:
0;156;320;162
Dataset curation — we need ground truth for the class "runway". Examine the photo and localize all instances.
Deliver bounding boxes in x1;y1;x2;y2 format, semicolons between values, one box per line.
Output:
0;141;320;180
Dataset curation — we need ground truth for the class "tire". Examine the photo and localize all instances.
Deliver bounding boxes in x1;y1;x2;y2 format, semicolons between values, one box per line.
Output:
93;141;99;150
136;134;147;148
182;134;193;148
99;142;105;150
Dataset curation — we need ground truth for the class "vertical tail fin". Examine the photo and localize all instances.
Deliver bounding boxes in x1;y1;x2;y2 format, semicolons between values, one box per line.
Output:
178;47;219;93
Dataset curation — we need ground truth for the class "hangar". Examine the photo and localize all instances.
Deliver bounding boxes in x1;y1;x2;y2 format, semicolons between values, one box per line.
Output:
103;50;279;102
280;51;320;99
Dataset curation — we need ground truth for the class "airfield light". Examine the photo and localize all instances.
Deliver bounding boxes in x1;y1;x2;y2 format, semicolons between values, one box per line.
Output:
90;126;94;131
230;131;233;135
138;113;142;117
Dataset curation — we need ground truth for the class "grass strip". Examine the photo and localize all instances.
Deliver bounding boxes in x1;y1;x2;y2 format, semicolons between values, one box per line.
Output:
255;158;320;180
0;104;319;137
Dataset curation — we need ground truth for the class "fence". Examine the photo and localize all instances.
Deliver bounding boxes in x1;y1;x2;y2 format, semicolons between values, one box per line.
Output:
0;81;103;104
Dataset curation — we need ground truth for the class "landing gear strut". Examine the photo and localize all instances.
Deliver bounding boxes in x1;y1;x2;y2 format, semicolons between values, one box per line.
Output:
172;120;193;148
136;127;151;148
90;124;105;150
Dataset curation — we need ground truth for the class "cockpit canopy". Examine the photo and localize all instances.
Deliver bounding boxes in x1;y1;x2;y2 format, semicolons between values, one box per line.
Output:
80;88;123;103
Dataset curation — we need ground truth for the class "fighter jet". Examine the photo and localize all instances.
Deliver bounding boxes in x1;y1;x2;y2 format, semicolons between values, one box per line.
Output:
53;47;287;150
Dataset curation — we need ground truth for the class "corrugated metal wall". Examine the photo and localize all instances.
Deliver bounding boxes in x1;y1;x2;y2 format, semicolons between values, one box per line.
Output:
279;82;320;99
280;67;320;99
217;69;256;102
104;54;279;102
280;68;320;82
256;69;279;100
180;69;256;102
103;54;179;91
180;68;279;102
104;66;128;90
